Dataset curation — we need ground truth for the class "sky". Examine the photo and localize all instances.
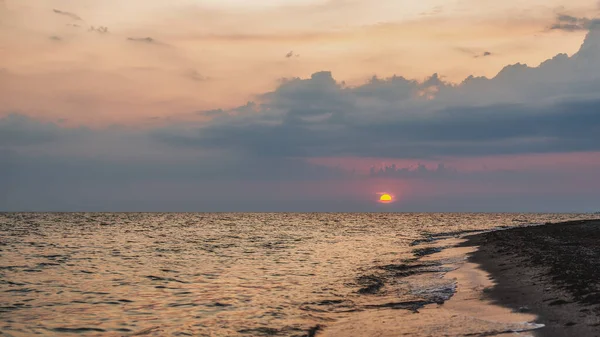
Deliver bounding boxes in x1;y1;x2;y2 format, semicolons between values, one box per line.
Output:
1;0;600;212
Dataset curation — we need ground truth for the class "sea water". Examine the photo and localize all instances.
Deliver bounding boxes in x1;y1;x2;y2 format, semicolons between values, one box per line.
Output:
0;213;595;336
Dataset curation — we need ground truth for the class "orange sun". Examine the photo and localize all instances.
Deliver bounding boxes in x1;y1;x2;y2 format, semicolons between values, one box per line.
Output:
379;193;393;203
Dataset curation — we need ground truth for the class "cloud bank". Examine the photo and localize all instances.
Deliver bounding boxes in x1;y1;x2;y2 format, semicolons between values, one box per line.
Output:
2;27;600;211
154;29;600;159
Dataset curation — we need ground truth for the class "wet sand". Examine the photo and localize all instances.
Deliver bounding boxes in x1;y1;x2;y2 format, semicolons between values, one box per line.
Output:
462;219;600;337
320;239;543;337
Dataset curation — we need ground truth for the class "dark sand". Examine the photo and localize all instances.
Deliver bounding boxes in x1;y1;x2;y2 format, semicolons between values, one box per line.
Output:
462;219;600;337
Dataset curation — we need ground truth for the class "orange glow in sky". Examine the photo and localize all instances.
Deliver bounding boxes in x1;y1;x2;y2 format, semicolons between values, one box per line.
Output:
0;0;593;125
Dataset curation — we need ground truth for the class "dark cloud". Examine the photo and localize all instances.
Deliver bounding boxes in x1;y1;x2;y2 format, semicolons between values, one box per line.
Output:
155;98;600;158
0;152;348;184
49;35;62;41
52;9;82;21
0;150;355;211
550;14;600;31
0;114;86;147
551;23;586;31
152;29;600;159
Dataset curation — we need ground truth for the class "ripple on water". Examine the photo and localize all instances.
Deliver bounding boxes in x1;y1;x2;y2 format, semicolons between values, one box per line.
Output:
0;212;596;336
51;327;106;333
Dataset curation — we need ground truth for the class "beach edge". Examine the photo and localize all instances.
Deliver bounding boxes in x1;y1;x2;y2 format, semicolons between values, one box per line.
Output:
460;219;600;337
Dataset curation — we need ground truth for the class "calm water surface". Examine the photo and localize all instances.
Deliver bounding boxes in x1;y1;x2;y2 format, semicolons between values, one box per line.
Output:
0;213;595;336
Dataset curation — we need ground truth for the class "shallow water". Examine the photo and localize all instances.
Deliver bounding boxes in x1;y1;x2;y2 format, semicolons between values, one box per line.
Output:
0;213;595;336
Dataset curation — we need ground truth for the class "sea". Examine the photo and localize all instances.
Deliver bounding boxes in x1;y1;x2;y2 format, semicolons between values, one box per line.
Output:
0;213;596;337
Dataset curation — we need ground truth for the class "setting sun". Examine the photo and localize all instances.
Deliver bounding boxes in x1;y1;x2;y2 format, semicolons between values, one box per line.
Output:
379;193;393;203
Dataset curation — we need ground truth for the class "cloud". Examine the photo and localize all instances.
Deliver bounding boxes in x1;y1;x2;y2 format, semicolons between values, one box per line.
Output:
0;142;357;211
456;48;494;58
370;163;457;179
472;51;492;58
52;9;82;21
127;37;157;44
0;114;86;147
151;29;600;159
89;26;109;34
185;69;208;82
0;151;349;184
550;14;600;31
367;162;578;186
2;140;598;212
0;111;355;211
5;2;600;212
285;51;299;58
156;98;600;158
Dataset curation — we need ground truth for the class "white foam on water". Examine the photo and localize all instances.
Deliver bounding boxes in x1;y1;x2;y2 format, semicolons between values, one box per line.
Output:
321;237;546;337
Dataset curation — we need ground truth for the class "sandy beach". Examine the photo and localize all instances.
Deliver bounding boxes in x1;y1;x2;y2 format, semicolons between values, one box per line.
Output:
462;219;600;337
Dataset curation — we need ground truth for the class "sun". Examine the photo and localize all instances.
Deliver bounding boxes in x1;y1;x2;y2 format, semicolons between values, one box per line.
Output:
379;193;393;203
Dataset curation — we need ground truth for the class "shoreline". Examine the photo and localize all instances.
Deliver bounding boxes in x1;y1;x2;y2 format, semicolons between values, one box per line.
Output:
461;219;600;337
318;237;541;337
319;237;545;337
